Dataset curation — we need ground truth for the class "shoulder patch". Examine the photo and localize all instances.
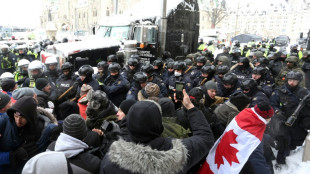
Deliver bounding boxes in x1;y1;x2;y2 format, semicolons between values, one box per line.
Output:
118;81;121;85
253;97;257;101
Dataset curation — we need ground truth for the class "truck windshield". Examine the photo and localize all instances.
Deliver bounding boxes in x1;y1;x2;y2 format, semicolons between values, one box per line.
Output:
96;26;129;41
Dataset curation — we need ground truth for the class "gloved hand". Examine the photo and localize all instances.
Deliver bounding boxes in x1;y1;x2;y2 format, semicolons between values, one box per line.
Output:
10;142;38;167
110;121;120;133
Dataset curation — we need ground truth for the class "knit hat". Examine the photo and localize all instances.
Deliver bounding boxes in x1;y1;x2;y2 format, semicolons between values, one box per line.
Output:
144;82;160;97
204;81;217;90
58;101;80;120
188;87;204;106
254;102;274;119
0;92;11;109
119;99;137;115
158;97;175;117
63;114;88;140
12;88;35;100
35;78;49;90
229;92;251;111
1;79;16;91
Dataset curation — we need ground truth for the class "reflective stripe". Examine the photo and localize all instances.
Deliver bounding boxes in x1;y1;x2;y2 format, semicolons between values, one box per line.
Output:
29;80;36;88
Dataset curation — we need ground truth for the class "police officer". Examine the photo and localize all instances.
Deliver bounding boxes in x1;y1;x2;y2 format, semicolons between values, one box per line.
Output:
126;72;148;100
275;56;306;87
216;56;231;68
266;43;277;56
0;44;17;74
251;67;273;97
195;56;207;71
103;63;130;107
141;63;168;97
45;56;61;86
121;57;140;84
23;60;47;88
56;62;78;103
153;59;168;82
16;45;32;62
270;71;310;167
301;51;310;89
231;57;253;80
215;46;232;66
239;78;269;107
77;65;100;92
94;61;109;86
27;44;41;60
216;73;240;97
167;61;196;97
206;40;215;54
231;48;241;65
269;51;287;77
107;54;118;65
214;65;230;84
198;64;216;86
14;59;30;86
197;38;205;52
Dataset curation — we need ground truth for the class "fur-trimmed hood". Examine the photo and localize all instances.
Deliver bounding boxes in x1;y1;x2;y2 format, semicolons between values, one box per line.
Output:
107;139;188;174
37;107;58;125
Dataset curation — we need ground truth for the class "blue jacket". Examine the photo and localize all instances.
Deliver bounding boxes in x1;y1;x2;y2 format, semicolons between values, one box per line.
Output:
104;75;130;107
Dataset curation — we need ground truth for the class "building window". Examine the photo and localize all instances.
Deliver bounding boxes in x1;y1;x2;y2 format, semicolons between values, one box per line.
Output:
106;8;110;16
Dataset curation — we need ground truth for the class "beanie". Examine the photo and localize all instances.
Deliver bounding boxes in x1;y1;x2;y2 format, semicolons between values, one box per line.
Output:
12;88;35;100
63;114;88;140
0;92;11;109
188;87;204;101
1;79;16;91
158;97;175;117
229;92;251;111
204;81;217;90
119;99;137;115
35;78;49;90
144;82;160;97
254;102;274;119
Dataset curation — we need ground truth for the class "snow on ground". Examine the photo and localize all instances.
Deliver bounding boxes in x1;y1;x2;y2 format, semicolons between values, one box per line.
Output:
273;146;310;174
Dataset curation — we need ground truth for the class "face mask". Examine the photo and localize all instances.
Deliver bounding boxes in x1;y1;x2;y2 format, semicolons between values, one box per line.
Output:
174;71;182;77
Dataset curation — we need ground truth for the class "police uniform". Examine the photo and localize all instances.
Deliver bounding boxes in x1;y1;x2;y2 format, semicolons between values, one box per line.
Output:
56;73;78;103
103;74;130;107
270;84;310;164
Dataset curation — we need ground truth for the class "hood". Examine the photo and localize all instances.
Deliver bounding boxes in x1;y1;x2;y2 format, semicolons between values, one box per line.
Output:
22;151;70;174
158;97;176;117
127;100;163;143
55;133;89;158
37;106;58;125
87;101;117;121
108;139;188;174
34;87;49;98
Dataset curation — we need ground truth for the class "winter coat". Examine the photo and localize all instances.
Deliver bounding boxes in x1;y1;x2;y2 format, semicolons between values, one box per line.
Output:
56;73;78;103
231;64;253;80
100;106;214;174
214;100;240;127
302;61;310;90
48;133;101;174
103;75;130;107
34;88;50;108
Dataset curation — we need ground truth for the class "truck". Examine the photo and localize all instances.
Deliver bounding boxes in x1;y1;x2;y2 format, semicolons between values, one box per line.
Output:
42;0;199;71
95;0;199;63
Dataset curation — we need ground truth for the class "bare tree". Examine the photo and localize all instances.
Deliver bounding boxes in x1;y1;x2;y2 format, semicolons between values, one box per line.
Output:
199;0;228;29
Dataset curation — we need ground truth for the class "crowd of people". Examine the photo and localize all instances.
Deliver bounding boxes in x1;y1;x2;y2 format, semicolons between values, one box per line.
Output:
0;39;310;174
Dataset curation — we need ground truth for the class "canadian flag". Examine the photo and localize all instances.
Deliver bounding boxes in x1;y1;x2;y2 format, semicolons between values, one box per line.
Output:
198;108;267;174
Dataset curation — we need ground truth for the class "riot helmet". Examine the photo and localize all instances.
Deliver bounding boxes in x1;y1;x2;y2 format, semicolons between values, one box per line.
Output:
28;60;44;79
78;65;94;77
128;58;139;66
140;63;154;77
216;65;229;75
133;72;148;84
107;55;118;64
240;78;257;92
222;73;238;86
18;59;30;76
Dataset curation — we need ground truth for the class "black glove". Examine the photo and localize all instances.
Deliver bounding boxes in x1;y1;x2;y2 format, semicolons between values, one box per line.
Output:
10;142;38;167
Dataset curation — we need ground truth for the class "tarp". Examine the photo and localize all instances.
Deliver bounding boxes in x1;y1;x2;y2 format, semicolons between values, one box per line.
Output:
231;34;262;43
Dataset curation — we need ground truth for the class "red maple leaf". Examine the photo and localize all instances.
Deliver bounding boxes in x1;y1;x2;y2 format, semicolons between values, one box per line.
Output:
214;129;240;169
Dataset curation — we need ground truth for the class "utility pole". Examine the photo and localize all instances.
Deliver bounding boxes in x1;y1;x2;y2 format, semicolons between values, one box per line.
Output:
159;0;167;56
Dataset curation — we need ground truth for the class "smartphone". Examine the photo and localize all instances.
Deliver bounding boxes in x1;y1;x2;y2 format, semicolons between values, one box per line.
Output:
175;81;185;100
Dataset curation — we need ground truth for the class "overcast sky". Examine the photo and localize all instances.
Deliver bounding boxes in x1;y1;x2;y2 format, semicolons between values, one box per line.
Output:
0;0;42;28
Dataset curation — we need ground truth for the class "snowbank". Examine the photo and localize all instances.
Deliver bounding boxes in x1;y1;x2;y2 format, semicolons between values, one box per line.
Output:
273;146;310;174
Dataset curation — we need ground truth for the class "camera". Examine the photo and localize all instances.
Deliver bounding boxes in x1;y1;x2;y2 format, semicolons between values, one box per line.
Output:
100;120;112;132
175;81;185;100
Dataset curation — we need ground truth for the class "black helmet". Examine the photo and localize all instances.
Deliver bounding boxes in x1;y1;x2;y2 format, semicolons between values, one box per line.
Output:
97;61;108;69
133;72;148;84
173;61;185;70
153;59;163;67
286;71;303;81
184;59;193;66
208;40;213;45
241;78;257;91
78;65;94;77
252;66;267;75
162;51;171;59
251;44;256;48
62;38;68;43
269;43;274;48
257;58;269;67
128;58;139;66
108;63;121;72
222;73;238;86
140;64;154;75
167;62;175;69
238;57;249;64
196;56;207;64
216;65;229;75
201;65;216;75
61;62;73;71
107;55;118;63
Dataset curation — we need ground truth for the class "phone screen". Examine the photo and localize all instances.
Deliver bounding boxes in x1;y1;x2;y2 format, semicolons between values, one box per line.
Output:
176;83;184;91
